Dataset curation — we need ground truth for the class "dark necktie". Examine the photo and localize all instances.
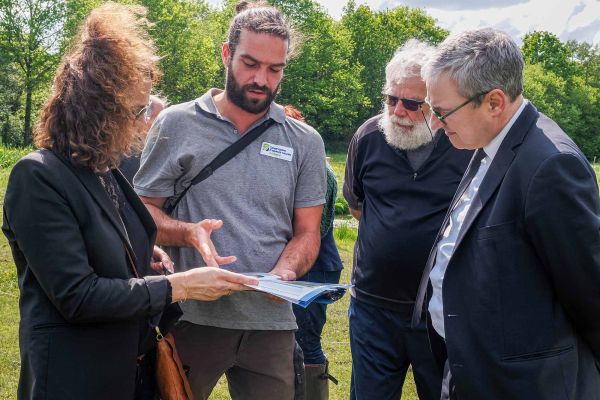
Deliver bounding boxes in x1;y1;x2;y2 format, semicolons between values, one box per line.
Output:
448;148;487;211
411;148;487;327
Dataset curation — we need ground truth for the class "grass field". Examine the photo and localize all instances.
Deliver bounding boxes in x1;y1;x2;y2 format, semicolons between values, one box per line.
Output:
3;153;600;399
0;153;422;399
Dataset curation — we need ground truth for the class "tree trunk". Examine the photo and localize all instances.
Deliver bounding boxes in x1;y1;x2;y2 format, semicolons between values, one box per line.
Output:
2;116;9;145
23;80;32;146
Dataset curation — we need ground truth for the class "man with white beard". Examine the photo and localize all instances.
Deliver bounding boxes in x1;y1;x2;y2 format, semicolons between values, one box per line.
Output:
343;40;473;400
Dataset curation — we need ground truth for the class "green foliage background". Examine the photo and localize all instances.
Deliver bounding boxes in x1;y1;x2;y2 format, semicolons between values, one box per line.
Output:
2;0;599;156
1;2;599;397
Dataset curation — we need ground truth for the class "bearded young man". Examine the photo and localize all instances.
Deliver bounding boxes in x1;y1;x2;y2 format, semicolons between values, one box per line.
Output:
343;40;472;400
133;2;326;399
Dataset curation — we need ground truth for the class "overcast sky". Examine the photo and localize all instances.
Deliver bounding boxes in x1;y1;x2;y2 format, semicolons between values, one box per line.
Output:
206;0;600;46
317;0;600;46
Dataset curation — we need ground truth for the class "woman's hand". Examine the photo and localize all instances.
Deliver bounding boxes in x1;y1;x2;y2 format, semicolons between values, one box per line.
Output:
150;245;174;273
166;267;259;302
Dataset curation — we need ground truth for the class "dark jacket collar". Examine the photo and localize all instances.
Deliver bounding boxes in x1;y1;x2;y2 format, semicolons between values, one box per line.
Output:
49;150;156;276
453;102;539;247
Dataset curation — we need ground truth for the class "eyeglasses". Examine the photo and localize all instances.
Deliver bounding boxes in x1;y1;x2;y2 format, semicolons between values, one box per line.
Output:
428;91;490;125
133;101;152;121
382;93;426;112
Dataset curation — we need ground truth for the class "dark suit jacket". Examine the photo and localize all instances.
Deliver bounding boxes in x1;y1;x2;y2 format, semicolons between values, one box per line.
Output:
415;103;600;399
2;149;169;400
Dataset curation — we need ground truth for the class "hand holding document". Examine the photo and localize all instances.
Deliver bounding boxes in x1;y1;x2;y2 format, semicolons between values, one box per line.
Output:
243;273;352;308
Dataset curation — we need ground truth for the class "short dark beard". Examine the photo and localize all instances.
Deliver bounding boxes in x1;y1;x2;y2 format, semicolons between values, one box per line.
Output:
225;64;279;114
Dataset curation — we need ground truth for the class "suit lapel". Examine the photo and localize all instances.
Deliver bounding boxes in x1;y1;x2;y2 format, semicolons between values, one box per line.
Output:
454;103;539;248
411;103;540;327
50;151;140;275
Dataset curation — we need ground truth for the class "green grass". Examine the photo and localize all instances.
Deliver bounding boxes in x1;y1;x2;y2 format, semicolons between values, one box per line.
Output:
0;148;32;169
0;168;20;399
328;153;346;191
0;154;419;399
4;152;600;398
16;151;600;399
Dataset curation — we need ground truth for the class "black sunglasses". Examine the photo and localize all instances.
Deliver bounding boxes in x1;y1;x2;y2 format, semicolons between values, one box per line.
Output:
382;93;425;112
428;90;491;125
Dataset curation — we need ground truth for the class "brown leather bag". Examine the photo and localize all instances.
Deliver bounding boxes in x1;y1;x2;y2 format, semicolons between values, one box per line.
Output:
155;328;194;400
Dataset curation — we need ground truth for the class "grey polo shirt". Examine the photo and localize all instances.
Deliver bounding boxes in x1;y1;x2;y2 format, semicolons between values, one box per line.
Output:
134;89;326;330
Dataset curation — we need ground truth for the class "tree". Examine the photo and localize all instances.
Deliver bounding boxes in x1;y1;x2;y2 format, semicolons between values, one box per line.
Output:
522;34;600;158
522;31;576;81
524;63;600;158
0;0;67;145
142;0;223;103
270;0;368;142
342;4;447;122
566;40;600;88
0;61;22;145
61;0;104;51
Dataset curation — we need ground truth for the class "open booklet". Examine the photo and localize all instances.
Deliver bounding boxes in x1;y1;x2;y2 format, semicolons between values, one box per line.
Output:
243;273;352;308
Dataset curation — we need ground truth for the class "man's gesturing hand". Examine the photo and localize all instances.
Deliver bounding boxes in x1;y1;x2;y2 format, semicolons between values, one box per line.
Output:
190;219;237;266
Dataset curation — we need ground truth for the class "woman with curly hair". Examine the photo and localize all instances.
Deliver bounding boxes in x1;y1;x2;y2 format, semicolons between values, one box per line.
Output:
2;3;257;399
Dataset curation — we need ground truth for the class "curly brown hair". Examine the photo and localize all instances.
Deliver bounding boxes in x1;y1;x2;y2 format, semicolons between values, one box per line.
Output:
34;2;160;171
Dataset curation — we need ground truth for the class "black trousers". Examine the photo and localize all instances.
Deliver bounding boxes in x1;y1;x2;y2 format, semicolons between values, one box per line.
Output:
349;298;442;400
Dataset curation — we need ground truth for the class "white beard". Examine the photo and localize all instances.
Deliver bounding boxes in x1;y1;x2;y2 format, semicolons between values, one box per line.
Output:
378;112;433;150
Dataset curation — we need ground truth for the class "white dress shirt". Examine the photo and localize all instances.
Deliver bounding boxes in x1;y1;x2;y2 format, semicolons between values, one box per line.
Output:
429;99;528;339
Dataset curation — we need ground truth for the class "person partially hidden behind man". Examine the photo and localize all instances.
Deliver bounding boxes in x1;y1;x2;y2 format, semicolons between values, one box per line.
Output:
344;40;472;400
285;104;344;400
120;94;167;185
133;1;326;399
413;28;600;399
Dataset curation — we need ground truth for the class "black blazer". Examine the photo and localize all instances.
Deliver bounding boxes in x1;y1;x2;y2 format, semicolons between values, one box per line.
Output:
415;103;600;399
2;150;169;400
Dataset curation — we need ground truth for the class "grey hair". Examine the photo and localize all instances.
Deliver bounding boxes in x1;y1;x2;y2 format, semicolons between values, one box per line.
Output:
383;39;434;94
422;28;524;105
227;1;300;59
148;94;167;114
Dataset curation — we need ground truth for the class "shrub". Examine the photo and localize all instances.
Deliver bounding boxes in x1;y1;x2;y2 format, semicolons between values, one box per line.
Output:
0;146;33;169
334;225;357;243
335;196;350;216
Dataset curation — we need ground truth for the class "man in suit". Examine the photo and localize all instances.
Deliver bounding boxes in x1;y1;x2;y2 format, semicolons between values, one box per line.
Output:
412;28;600;399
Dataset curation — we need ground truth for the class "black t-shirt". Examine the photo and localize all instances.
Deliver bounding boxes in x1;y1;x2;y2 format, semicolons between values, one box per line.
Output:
119;154;141;186
97;170;151;277
343;115;473;312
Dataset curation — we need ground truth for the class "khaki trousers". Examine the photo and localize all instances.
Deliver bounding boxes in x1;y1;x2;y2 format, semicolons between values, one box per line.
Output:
172;321;296;400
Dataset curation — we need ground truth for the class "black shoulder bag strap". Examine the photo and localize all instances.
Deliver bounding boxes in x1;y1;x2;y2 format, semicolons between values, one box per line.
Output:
163;118;276;214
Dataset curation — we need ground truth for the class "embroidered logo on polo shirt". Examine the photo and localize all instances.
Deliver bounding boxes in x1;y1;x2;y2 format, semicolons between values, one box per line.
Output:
260;142;294;161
